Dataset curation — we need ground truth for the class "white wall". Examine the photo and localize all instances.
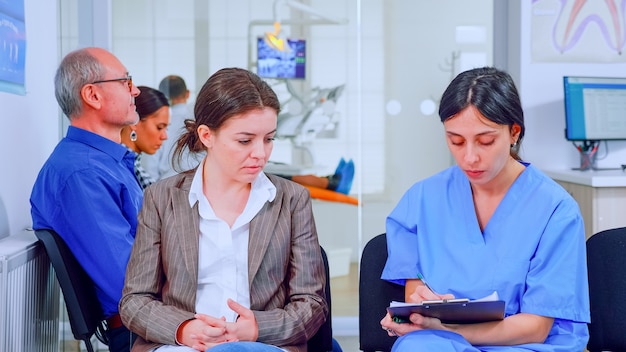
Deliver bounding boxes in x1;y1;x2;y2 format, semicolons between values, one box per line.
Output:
504;0;626;170
0;0;59;237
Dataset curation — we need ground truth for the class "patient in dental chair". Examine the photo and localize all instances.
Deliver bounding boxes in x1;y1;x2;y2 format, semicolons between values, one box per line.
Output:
277;158;354;195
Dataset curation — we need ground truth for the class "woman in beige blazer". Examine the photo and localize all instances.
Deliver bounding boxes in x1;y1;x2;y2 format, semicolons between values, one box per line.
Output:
120;68;327;352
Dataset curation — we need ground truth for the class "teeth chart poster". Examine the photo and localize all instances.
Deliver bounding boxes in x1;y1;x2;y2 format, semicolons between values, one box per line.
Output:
532;0;626;62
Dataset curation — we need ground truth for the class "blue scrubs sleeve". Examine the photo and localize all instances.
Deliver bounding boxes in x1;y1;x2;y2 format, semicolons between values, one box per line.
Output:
523;197;590;323
382;184;421;286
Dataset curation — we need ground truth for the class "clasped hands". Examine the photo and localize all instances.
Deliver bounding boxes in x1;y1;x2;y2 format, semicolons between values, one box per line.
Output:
379;285;455;337
178;298;258;351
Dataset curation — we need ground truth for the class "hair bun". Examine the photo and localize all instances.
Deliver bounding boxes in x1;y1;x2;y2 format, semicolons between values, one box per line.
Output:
183;119;196;132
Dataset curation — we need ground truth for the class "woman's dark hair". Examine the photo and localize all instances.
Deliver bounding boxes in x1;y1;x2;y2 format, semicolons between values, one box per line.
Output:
438;67;525;160
172;68;280;171
135;86;169;120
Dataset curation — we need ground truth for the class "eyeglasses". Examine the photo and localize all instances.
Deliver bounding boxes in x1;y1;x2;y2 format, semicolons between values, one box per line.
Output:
91;75;133;92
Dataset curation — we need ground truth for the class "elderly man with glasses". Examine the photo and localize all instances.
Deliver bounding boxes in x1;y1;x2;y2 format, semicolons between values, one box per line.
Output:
30;47;142;352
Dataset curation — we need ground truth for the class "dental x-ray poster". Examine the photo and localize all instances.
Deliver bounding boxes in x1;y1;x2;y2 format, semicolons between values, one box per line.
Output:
0;0;26;95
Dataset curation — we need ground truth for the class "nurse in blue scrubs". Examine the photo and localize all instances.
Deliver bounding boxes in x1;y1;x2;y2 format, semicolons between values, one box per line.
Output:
380;67;590;351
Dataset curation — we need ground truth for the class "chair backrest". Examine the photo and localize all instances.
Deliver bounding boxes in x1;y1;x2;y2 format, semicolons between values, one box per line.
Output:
307;246;334;352
34;229;103;350
586;227;626;352
359;233;404;352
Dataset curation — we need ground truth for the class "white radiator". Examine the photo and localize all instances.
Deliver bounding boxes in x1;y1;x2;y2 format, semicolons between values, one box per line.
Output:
0;230;60;352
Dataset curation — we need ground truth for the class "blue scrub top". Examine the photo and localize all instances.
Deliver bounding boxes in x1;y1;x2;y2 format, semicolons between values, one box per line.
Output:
382;164;590;351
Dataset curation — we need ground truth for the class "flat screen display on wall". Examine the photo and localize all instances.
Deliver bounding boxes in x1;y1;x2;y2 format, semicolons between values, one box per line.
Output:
257;37;306;80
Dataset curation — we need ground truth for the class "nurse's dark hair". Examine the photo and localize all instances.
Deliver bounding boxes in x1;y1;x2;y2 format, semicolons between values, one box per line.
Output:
171;67;280;172
438;67;525;160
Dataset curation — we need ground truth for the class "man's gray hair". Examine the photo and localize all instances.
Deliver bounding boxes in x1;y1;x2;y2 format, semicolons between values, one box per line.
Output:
54;48;105;119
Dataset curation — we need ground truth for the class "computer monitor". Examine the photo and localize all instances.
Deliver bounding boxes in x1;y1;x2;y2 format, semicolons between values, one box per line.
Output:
563;76;626;141
257;37;306;80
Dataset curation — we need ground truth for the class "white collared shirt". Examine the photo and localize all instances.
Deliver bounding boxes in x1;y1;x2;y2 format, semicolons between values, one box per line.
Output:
188;165;276;322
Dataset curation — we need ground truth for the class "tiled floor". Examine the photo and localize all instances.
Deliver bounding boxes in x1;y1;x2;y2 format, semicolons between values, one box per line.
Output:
330;263;359;317
335;335;360;352
331;263;360;351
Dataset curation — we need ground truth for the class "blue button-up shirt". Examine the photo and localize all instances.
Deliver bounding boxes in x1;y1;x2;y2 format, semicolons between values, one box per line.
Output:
30;126;143;318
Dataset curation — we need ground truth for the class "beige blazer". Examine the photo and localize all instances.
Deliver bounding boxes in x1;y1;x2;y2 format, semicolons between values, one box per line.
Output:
119;172;327;352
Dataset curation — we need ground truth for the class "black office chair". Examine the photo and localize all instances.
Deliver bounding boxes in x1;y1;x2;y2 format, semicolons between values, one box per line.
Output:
34;229;106;352
586;227;626;352
359;233;405;352
308;246;335;352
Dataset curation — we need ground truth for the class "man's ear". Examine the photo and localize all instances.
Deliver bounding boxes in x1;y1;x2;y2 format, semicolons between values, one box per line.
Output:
81;84;102;110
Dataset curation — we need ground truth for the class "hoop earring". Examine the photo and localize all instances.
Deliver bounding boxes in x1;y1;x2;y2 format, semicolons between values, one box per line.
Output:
130;130;137;142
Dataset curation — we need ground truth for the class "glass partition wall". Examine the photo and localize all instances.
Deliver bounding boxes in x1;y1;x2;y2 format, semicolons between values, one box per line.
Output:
56;0;374;350
56;0;492;350
108;2;375;282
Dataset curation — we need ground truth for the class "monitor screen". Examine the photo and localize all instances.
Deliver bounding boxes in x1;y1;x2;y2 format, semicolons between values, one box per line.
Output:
563;76;626;141
257;37;306;80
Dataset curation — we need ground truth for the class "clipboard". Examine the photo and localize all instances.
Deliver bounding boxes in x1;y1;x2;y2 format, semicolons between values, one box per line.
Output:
387;299;505;324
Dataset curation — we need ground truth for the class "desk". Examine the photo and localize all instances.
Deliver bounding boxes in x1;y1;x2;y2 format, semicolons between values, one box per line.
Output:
544;169;626;239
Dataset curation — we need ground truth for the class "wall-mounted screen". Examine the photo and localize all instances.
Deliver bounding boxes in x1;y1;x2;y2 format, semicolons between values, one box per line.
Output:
563;76;626;141
257;37;306;80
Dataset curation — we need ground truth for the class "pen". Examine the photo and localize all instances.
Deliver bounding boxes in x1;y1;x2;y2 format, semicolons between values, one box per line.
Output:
417;272;437;295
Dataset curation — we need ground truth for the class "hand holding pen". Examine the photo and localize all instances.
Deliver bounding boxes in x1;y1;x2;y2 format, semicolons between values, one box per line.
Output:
409;272;455;303
417;272;438;295
386;272;456;327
